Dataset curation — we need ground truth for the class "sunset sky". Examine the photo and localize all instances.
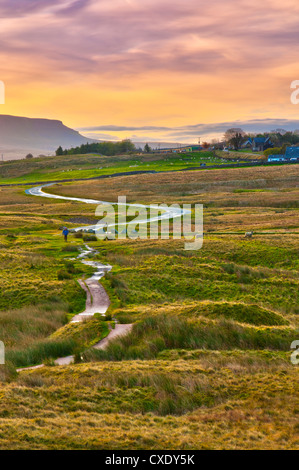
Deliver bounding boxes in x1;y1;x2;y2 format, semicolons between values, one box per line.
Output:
1;0;299;143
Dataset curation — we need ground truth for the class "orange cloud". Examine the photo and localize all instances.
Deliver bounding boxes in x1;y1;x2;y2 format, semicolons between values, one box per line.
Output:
1;0;299;141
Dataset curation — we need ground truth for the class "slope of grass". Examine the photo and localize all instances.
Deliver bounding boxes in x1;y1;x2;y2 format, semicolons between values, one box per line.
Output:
113;301;288;327
0;233;90;313
51;318;110;349
0;301;68;349
0;162;298;449
101;241;299;315
0;229;95;368
83;315;295;363
0;358;297;449
6;339;76;368
0;151;225;184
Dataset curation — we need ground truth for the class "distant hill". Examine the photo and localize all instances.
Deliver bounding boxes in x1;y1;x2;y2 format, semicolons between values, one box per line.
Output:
0;114;190;160
0;115;97;160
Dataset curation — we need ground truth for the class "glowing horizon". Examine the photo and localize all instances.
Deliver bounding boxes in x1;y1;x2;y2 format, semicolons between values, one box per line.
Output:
1;0;299;143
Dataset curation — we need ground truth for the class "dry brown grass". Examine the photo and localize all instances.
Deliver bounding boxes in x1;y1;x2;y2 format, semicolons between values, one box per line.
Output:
0;163;298;449
48;165;299;232
0;359;297;449
49;164;299;202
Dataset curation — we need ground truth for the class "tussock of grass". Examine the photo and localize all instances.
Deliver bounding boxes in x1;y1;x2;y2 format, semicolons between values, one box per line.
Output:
61;245;79;252
51;318;109;349
83;314;296;363
6;338;76;368
13;355;297;419
0;358;296;449
193;302;288;326
114;301;288;326
0;302;68;349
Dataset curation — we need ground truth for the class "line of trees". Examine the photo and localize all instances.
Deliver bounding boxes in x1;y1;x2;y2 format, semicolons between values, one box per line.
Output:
56;139;136;156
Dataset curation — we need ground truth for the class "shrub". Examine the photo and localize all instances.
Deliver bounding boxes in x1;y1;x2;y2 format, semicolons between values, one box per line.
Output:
264;147;283;157
83;234;97;242
6;234;17;240
57;269;72;280
74;231;83;239
61;245;79;252
51;318;109;349
63;261;81;275
0;361;17;383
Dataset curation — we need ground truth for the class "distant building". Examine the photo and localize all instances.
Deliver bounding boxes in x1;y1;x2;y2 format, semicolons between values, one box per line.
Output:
285;147;299;160
243;136;273;152
184;145;203;152
267;155;285;162
268;146;299;162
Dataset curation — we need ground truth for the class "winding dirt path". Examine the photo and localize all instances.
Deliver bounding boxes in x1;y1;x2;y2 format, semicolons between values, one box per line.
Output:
54;324;133;366
71;278;110;322
18;183;152;371
17;245;132;371
94;323;132;350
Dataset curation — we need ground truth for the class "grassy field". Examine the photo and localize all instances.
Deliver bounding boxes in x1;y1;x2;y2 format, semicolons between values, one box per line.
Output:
0;151;232;185
0;191;112;368
0;159;298;449
0;355;297;449
215;150;264;161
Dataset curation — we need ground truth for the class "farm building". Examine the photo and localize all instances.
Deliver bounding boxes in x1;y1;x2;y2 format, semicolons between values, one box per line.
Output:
268;147;299;162
267;155;285;162
172;145;202;153
285;147;299;160
243;136;273;152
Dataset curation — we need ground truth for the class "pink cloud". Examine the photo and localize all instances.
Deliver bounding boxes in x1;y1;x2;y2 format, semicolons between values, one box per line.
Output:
2;0;299;133
2;0;299;79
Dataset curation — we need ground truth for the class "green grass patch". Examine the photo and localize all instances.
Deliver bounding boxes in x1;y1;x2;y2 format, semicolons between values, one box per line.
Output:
51;318;109;349
83;314;296;362
6;338;76;368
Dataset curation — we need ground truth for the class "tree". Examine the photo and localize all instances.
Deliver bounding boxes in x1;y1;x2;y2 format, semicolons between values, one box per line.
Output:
280;143;290;154
264;147;283;157
144;143;151;153
268;133;281;147
224;128;246;150
56;146;63;156
118;139;136;154
212;141;224;150
25;153;33;159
